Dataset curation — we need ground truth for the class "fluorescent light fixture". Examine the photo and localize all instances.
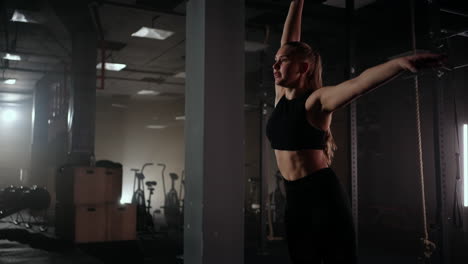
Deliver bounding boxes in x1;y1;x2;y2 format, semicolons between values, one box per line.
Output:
96;62;127;71
2;109;17;122
111;104;128;109
464;124;467;207
137;90;160;95
4;79;16;85
10;10;38;23
3;94;21;101
146;125;167;129
245;41;269;52
3;53;21;61
173;72;186;79
131;27;174;40
175;115;185;121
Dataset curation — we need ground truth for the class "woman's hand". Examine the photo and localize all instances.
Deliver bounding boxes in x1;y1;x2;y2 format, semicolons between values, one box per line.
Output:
395;53;447;73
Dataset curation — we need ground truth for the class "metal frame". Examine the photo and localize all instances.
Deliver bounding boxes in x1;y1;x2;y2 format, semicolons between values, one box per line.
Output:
428;1;450;262
346;0;359;246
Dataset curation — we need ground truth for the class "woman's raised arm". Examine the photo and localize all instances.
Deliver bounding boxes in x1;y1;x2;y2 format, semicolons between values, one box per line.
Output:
281;0;304;46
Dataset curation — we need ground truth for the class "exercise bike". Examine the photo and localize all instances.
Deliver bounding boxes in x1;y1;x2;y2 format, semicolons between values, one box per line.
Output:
145;181;157;215
131;163;155;232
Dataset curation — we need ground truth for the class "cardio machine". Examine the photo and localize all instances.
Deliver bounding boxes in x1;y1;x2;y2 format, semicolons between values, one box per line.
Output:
158;163;183;229
131;163;155;232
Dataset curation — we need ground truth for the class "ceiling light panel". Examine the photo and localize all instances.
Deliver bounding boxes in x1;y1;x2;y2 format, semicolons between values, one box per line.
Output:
245;41;269;52
3;79;16;85
3;53;21;61
131;27;174;40
0;93;25;101
146;125;167;129
111;104;128;109
10;10;39;23
173;72;185;79
96;62;127;71
137;90;160;95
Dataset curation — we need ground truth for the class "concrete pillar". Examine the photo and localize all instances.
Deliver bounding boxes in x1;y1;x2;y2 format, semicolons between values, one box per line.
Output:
29;77;52;187
50;0;97;164
184;0;245;263
67;30;97;164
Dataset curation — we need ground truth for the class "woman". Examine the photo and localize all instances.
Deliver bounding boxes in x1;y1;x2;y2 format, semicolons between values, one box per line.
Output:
265;1;445;263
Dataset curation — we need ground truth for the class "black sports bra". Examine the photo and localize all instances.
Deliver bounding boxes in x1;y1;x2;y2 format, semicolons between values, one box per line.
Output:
266;91;326;150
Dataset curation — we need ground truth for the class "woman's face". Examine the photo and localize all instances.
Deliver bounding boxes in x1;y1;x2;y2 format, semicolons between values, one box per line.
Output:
272;45;305;88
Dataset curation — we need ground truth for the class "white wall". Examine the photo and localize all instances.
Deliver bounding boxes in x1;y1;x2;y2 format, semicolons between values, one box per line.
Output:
95;96;185;213
0;104;32;187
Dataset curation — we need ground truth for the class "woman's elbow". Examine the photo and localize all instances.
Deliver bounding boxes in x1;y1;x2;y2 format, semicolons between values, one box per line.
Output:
318;92;338;113
321;101;339;113
319;89;359;113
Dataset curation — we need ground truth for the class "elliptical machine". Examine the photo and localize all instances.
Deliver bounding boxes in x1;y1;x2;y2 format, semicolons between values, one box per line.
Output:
178;170;185;210
158;163;183;229
145;180;157;215
131;163;154;232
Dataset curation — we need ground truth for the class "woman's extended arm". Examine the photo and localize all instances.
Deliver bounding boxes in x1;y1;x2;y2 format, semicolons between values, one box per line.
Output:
276;0;304;101
281;0;304;46
316;53;445;112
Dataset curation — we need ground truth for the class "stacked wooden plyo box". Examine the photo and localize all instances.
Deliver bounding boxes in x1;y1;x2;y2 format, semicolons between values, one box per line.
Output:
55;166;136;243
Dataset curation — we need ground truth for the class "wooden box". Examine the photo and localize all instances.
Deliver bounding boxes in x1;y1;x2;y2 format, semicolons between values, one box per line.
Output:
56;167;122;205
106;203;137;241
104;168;122;203
55;203;107;243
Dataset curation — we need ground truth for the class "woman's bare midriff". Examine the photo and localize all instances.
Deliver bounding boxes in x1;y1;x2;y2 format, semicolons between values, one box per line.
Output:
274;149;329;181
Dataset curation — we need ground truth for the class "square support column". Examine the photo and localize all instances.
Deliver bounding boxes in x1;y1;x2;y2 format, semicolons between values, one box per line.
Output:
185;1;245;264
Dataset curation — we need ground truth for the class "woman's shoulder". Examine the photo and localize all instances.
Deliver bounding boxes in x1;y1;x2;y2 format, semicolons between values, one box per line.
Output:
305;88;325;111
274;85;286;106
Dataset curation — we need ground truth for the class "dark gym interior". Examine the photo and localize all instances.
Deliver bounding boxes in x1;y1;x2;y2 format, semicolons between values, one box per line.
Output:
1;0;468;263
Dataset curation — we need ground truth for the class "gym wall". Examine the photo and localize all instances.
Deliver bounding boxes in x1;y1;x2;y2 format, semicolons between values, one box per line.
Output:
0;104;33;187
95;96;185;213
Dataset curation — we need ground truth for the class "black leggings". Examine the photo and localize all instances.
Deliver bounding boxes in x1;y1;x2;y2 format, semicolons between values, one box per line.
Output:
283;168;357;264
